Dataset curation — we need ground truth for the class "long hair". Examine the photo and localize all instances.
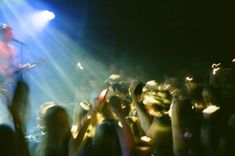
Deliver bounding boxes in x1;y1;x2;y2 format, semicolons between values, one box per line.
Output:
36;105;71;156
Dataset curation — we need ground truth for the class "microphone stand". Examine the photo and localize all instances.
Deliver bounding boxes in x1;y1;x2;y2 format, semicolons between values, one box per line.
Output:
14;40;27;81
20;43;23;81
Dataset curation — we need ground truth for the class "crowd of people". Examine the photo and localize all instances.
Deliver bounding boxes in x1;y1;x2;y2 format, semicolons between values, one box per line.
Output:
0;24;235;156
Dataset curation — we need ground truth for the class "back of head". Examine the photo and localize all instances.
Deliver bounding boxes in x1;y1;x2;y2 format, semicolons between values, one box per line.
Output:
37;105;71;156
0;124;17;156
109;96;122;112
37;101;57;132
92;121;122;156
73;101;90;126
44;105;71;135
208;63;235;108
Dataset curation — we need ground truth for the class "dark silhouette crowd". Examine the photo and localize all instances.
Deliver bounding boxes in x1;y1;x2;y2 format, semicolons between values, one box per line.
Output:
0;60;235;156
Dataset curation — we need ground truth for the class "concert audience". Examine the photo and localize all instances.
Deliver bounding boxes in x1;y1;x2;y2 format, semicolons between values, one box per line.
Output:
0;59;235;156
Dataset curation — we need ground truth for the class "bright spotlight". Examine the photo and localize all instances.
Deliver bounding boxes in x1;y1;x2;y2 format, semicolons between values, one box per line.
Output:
31;10;55;28
41;10;55;20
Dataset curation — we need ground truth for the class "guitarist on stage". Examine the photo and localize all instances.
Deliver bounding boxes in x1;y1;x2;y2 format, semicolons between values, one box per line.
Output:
0;23;19;93
0;23;20;125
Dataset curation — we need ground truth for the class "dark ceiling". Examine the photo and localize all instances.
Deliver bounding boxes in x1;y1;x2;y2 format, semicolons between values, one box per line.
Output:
38;0;235;78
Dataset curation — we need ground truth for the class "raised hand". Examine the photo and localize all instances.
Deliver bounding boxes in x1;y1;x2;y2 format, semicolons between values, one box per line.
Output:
93;87;109;112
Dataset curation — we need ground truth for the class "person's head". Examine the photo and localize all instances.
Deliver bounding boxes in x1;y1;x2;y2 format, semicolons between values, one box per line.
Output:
0;124;17;156
185;76;201;92
143;90;172;117
43;105;71;137
208;63;235;107
109;95;130;117
73;100;90;127
0;24;14;42
37;101;57;132
163;77;181;95
184;75;205;103
37;105;71;156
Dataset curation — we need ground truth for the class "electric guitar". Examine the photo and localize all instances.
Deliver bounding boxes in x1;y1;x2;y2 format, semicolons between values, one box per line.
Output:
0;58;46;76
0;58;46;93
13;58;47;74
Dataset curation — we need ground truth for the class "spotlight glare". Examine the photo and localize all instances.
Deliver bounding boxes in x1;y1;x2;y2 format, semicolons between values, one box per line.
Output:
42;10;55;20
31;10;55;28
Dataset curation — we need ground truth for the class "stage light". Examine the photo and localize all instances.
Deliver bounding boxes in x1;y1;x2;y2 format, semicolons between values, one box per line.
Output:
31;10;55;28
41;10;55;20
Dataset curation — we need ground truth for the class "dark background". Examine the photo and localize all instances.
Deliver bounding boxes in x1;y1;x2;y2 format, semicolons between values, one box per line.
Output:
38;0;235;79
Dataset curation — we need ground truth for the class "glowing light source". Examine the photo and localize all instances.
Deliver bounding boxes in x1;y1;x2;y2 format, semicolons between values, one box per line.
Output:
31;10;55;28
43;10;55;20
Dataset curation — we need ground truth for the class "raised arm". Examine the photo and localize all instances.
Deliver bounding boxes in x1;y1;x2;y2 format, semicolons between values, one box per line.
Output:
69;88;109;156
8;80;30;156
109;95;136;156
129;81;153;134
